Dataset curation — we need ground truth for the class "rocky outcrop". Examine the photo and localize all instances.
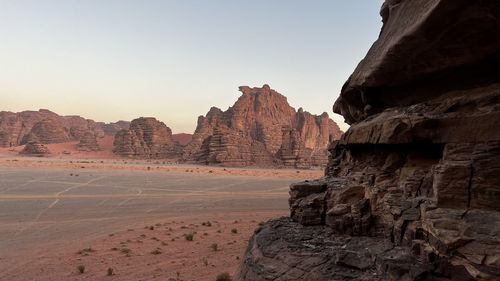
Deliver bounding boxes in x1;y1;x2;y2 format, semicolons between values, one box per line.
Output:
19;141;50;156
99;121;131;136
172;133;193;146
76;132;100;152
0;109;119;147
239;1;500;281
21;119;71;144
113;117;181;158
183;85;343;168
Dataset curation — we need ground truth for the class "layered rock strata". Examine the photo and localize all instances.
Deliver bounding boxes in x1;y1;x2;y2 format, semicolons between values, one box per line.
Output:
76;132;101;152
183;85;342;168
113;117;181;158
19;141;51;156
239;1;500;280
0;109;120;147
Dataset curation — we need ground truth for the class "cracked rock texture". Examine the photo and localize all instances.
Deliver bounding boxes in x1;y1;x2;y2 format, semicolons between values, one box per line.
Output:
113;117;182;158
238;1;500;280
183;85;343;168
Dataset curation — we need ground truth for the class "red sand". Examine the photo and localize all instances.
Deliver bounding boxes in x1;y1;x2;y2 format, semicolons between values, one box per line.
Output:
0;141;324;281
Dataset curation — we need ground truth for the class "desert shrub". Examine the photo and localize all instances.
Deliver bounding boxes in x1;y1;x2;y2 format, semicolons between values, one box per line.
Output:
210;243;218;252
150;248;162;255
231;228;238;234
107;267;114;276
120;248;131;254
77;247;95;255
184;232;194;241
215;272;232;281
77;265;85;274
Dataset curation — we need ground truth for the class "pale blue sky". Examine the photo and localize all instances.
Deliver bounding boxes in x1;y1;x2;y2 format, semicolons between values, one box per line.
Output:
0;0;383;133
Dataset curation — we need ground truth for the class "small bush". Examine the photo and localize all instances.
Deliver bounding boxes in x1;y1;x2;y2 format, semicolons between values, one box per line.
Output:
210;243;218;252
150;248;162;255
184;232;194;241
107;267;114;276
77;265;85;274
231;228;238;234
120;248;131;254
77;247;95;255
215;272;232;281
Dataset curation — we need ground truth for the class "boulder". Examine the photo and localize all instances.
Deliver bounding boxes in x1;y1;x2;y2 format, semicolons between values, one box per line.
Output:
19;141;51;156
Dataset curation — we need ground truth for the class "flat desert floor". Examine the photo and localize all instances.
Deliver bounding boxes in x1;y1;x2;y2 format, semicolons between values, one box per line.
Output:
0;158;322;281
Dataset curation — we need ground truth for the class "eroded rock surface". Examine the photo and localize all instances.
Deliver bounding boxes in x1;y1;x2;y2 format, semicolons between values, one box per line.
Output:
76;132;101;152
19;141;51;156
183;85;342;168
239;1;500;280
0;109;120;147
113;117;182;158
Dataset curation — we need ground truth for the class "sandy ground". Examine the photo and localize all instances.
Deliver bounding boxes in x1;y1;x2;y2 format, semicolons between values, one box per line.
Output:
0;152;323;280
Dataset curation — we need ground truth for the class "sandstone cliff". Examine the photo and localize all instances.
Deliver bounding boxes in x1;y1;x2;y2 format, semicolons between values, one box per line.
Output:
113;117;182;158
0;109;122;147
183;85;343;168
76;131;101;152
239;1;500;280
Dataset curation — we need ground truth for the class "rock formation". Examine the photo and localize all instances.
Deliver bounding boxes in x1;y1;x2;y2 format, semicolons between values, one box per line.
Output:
0;109;118;147
19;141;51;156
113;117;181;158
172;133;193;146
183;85;343;168
239;1;500;280
99;121;131;136
21;118;71;144
76;132;101;152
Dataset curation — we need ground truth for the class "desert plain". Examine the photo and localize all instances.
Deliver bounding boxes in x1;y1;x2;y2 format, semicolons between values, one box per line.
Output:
0;143;323;281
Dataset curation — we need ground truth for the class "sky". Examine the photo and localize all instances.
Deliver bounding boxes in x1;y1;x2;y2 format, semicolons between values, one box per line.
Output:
0;0;384;133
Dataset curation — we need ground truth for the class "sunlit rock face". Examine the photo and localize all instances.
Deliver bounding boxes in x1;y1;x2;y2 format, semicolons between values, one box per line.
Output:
0;109;117;147
238;1;500;280
113;117;182;158
183;85;343;168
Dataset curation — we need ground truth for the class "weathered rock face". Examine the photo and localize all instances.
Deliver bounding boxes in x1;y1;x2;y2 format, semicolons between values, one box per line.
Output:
19;141;51;156
239;1;500;281
76;132;100;152
172;133;193;146
113;117;181;158
21;119;71;144
0;109;112;147
183;85;343;168
99;121;131;136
